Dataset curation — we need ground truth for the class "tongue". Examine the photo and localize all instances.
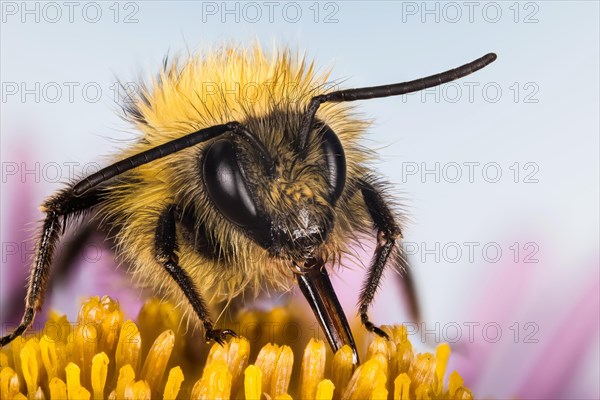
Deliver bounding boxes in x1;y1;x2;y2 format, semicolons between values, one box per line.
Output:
295;258;359;364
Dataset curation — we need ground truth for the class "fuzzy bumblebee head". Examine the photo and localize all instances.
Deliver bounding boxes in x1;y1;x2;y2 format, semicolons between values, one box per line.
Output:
212;112;351;261
120;46;371;263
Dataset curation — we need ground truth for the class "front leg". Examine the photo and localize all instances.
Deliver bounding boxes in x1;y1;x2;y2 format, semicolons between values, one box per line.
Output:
357;179;404;339
1;188;103;346
155;205;237;345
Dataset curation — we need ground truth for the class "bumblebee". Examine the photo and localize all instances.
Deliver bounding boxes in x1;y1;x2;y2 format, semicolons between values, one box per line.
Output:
1;46;496;363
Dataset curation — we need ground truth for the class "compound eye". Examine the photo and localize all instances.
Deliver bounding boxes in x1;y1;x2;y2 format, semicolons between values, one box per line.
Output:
320;126;346;201
203;139;258;228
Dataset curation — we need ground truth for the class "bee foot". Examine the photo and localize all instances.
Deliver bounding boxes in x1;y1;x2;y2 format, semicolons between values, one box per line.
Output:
205;328;238;346
363;319;390;340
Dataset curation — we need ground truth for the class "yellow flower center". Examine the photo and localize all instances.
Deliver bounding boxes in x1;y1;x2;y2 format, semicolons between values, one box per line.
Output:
0;296;474;399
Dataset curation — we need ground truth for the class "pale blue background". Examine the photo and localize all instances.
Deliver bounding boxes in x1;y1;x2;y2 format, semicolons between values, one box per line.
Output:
2;1;599;398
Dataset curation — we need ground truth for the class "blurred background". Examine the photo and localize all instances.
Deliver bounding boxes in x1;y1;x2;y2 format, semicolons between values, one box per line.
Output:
1;1;598;398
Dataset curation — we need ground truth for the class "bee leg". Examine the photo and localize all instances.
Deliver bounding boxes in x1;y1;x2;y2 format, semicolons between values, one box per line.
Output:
357;179;405;340
395;254;421;323
155;205;237;346
1;188;103;346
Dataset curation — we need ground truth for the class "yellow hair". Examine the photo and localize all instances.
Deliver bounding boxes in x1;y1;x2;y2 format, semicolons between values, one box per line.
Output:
129;45;328;136
96;45;374;328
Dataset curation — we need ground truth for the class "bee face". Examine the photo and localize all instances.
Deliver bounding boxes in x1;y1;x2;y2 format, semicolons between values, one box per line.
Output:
202;111;346;261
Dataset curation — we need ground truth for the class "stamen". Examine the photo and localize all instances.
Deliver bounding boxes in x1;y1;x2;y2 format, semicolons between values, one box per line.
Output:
115;364;135;400
316;379;335;400
299;339;327;399
162;366;184;400
434;343;451;395
39;334;59;382
243;365;262;400
1;367;22;400
19;339;40;398
394;373;411;400
49;377;67;400
66;362;91;400
270;345;294;398
408;353;437;395
124;380;151;400
114;321;141;376
140;330;175;394
330;345;354;399
341;358;386;399
191;360;232;399
91;352;109;400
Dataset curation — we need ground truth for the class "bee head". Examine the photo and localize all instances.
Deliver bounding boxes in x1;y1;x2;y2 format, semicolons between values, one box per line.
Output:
201;112;346;261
